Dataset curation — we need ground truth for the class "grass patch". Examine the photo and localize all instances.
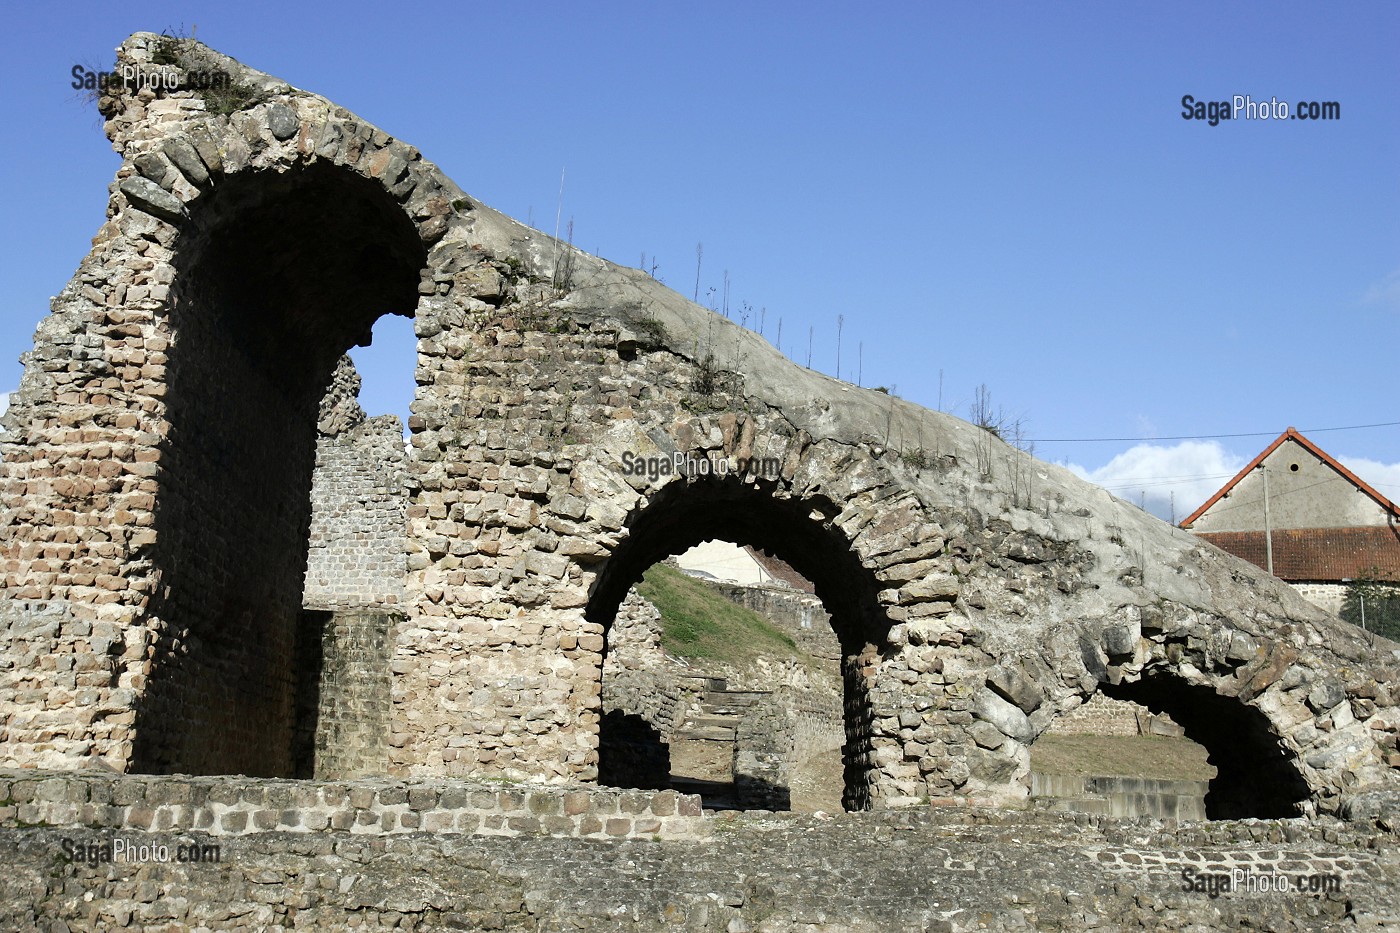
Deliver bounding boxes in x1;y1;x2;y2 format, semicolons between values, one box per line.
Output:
1030;733;1216;782
635;563;798;666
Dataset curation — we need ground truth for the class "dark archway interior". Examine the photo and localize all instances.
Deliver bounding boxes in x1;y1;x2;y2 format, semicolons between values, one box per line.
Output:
587;476;892;810
131;164;425;776
1102;674;1310;819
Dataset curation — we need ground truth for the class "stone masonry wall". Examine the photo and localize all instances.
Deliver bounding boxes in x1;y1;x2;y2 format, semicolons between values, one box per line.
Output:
789;687;846;770
604;588;666;669
599;590;694;788
1046;693;1179;738
1;33;1398;824
1031;772;1209;821
2;779;1397;931
709;580;838;661
300;610;397;780
0;771;702;842
303;417;408;611
733;691;793;809
0;600;133;771
1292;581;1348;618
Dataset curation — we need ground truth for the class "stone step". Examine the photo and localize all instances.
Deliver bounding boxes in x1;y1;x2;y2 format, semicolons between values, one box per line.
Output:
699;705;752;718
701;692;764;707
675;726;737;743
688;715;739;730
1032;796;1111;816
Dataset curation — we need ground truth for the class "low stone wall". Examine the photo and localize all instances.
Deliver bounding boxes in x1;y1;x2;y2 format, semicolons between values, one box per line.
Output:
709;580;839;661
1031;772;1209;820
601;668;690;740
2;802;1395;930
0;771;704;841
733;691;792;809
1292;581;1347;618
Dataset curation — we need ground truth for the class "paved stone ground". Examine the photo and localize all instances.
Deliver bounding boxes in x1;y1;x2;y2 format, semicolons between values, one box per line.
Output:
2;807;1395;931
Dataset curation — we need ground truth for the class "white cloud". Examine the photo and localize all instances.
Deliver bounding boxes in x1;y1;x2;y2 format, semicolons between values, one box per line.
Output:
1067;441;1400;523
1336;456;1400;502
1362;268;1400;311
1065;441;1246;523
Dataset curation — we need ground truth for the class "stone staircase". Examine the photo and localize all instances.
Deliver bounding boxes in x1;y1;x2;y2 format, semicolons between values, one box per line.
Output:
666;677;769;807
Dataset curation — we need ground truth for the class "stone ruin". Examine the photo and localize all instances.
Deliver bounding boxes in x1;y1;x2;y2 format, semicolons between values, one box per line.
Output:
1;33;1398;930
599;576;847;811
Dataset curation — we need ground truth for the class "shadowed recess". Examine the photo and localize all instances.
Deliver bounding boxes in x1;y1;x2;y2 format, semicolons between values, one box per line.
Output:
1102;674;1310;819
131;163;426;776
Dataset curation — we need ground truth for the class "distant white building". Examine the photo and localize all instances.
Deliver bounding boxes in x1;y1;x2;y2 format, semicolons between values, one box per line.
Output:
674;540;774;586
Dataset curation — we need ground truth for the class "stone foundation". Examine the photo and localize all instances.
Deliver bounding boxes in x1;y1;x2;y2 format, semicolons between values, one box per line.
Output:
0;771;702;841
1;780;1396;930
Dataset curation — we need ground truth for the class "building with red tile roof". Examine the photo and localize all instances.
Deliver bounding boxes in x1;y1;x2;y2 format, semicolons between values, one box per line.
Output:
1181;428;1400;617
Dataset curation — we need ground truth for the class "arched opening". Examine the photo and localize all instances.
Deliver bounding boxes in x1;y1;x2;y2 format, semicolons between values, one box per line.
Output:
587;476;892;811
131;162;426;776
1100;674;1309;819
347;312;418;438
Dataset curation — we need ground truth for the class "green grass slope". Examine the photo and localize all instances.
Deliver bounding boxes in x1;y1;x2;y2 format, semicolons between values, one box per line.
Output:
634;563;799;666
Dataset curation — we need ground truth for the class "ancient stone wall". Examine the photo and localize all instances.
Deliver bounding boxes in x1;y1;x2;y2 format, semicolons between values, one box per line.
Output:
0;600;133;770
789;688;846;772
299;610;396;779
0;771;702;841
709;580;838;660
732;690;793;809
0;33;1397;823
1045;693;1181;738
603;588;666;668
1031;772;1209;820
2;776;1396;931
303;359;408;612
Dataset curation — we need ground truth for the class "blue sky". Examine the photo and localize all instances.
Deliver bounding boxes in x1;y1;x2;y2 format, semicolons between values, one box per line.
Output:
2;1;1396;521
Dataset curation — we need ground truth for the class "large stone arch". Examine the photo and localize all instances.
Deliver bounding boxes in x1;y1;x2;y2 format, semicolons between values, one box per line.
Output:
1;33;1396;818
1098;673;1308;818
583;472;895;810
0;33;494;774
958;571;1388;815
129;161;427;775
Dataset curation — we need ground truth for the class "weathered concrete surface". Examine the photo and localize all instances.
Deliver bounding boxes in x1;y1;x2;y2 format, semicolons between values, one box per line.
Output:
0;32;1396;824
